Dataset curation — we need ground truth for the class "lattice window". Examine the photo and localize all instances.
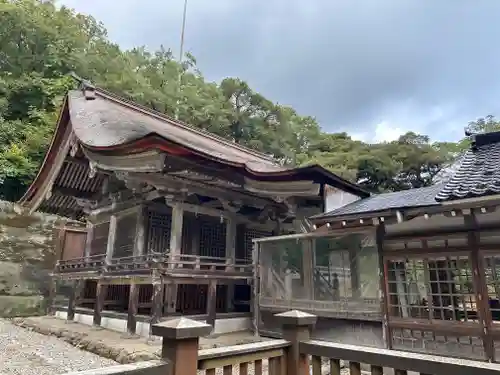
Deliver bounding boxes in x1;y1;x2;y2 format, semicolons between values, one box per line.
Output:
90;221;109;255
386;255;475;321
199;216;226;257
146;207;172;253
114;212;138;258
241;227;272;261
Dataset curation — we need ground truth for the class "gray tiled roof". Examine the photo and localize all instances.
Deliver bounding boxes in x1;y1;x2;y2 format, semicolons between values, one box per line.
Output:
312;184;443;221
436;131;500;201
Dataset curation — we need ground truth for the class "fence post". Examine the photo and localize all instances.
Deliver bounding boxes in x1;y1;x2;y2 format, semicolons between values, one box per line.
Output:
274;310;317;375
151;317;211;375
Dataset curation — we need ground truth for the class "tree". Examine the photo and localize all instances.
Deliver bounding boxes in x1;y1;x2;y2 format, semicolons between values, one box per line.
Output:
0;0;483;201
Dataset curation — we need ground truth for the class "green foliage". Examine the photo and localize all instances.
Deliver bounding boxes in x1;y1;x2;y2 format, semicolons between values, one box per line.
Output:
0;0;484;201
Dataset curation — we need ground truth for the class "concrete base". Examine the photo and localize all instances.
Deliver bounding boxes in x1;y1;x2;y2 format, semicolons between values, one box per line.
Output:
55;310;251;337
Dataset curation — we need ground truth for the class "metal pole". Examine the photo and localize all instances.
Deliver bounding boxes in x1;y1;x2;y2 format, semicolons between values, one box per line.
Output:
175;0;188;120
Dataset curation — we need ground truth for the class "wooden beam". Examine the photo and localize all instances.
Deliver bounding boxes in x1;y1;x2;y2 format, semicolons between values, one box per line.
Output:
163;200;275;230
53;186;98;200
127;171;279;210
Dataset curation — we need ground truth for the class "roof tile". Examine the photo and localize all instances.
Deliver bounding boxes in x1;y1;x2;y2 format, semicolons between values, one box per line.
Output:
312;184;442;221
436;131;500;201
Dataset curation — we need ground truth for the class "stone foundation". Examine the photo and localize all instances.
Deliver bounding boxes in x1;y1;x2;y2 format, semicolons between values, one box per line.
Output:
10;315;265;364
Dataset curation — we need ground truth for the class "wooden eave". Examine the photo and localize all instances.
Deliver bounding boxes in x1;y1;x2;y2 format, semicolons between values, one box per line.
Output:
84;134;368;197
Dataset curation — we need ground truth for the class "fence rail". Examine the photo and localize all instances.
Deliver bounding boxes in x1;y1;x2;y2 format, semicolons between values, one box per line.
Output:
55;254;252;276
60;310;500;375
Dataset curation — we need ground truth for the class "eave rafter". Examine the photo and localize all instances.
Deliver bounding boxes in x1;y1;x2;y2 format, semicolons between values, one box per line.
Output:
312;200;500;237
118;171;282;211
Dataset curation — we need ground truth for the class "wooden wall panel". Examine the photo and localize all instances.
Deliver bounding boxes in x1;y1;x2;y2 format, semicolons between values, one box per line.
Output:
61;230;87;260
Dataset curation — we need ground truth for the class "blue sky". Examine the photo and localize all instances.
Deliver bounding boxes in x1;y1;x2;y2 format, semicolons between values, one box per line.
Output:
59;0;500;143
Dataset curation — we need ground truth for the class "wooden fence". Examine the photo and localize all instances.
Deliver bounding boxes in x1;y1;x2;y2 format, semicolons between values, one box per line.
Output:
62;310;500;375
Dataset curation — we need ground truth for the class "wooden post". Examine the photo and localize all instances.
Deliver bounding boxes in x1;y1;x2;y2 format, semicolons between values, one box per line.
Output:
349;246;360;299
251;240;260;336
166;203;184;314
466;210;494;361
225;217;237;311
163;281;175;315
301;239;314;299
274;310;317;375
54;221;67;262
84;222;93;260
67;279;83;322
93;280;107;327
46;277;57;316
150;270;163;338
376;222;392;349
133;205;146;256
105;215;118;263
206;280;217;329
151;317;211;375
127;282;139;336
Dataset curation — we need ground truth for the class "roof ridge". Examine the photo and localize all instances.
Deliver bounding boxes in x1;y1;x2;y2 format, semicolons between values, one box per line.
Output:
69;73;277;164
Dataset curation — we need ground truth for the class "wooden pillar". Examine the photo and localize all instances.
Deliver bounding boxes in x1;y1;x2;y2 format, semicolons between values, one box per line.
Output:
349;246;361;299
376;222;392;349
252;241;260;335
127;283;139;336
46;277;57;316
165;203;183;314
206;280;217;329
133;205;146;256
93;280;107;327
225;217;236;311
84;222;93;260
67;279;83;322
54;220;67;263
105;215;118;263
301;239;314;299
169;203;184;258
466;210;494;361
150;270;164;337
274;310;317;375
151;317;211;375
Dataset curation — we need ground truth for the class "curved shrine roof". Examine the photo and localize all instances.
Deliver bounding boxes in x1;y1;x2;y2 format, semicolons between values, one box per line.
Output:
18;83;370;216
68;89;285;174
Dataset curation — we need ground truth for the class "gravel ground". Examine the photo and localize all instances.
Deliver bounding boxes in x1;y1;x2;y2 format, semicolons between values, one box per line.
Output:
0;319;116;375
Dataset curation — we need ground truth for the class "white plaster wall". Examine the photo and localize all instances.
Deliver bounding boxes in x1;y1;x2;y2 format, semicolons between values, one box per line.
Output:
324;186;361;213
55;310;251;337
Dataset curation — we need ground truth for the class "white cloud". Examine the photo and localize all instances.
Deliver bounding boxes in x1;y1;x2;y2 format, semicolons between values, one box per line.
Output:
351;121;406;143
